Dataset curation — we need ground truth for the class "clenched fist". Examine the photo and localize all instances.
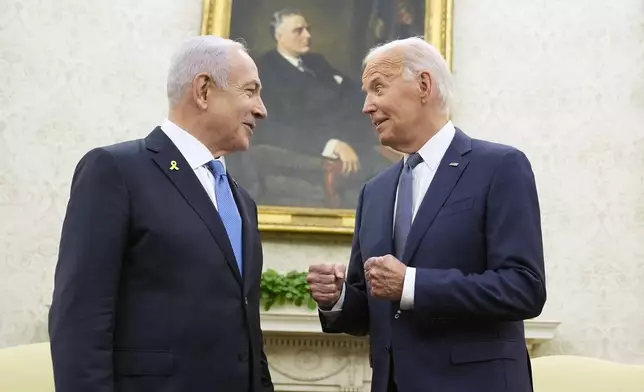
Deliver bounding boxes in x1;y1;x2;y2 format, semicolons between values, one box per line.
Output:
307;264;345;309
364;255;406;300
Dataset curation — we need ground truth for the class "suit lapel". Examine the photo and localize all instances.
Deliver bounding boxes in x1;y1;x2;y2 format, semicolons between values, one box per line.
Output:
228;176;257;295
145;127;242;286
403;129;472;263
378;161;403;256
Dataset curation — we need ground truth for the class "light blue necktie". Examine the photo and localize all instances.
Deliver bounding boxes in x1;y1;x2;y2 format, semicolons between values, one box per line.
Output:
208;160;243;275
394;153;424;261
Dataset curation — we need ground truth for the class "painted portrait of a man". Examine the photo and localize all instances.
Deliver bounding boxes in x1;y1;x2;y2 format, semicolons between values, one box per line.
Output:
225;0;425;209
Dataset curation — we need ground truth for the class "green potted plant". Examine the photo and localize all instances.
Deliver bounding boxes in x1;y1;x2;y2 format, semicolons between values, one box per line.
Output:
260;269;317;312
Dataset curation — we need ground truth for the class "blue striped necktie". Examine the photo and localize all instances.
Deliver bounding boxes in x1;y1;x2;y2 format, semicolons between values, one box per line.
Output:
394;152;424;261
207;160;243;275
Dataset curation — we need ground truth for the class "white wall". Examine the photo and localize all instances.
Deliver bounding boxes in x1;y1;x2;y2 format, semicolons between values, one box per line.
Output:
0;0;203;346
1;0;643;363
450;0;644;362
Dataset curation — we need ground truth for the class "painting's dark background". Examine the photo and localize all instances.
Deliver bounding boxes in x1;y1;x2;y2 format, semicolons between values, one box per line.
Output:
226;0;426;210
229;0;425;81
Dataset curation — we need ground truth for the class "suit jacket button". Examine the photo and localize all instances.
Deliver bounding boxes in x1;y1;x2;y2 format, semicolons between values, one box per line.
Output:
244;297;248;306
238;351;249;362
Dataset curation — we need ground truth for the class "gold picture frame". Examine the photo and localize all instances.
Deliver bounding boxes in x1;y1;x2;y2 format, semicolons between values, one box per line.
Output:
200;0;453;235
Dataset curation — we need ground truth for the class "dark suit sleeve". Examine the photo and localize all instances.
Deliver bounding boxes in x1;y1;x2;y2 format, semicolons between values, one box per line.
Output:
320;185;370;336
255;55;357;158
414;148;546;321
49;148;129;391
254;95;337;158
307;53;364;110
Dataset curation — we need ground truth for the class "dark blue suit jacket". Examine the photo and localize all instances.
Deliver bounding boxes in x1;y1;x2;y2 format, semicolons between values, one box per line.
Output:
49;127;274;392
322;128;546;392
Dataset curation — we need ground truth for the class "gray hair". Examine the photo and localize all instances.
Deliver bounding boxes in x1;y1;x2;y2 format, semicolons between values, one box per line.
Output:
269;8;302;38
363;37;453;112
166;35;247;104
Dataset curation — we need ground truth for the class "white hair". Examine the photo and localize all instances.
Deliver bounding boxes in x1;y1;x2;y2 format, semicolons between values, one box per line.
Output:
363;37;453;112
166;35;247;105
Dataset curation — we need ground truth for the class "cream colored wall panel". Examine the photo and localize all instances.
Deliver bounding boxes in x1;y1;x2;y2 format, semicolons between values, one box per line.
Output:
450;0;644;363
0;0;202;348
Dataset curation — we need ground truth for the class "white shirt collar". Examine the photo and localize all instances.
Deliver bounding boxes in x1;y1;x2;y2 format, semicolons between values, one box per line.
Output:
404;120;456;171
277;50;301;68
160;119;225;171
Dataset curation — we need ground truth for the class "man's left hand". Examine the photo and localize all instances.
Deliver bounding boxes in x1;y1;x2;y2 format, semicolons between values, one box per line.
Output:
364;255;406;300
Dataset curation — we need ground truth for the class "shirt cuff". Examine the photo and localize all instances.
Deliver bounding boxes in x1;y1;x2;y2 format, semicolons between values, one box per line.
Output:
399;267;415;310
322;139;340;159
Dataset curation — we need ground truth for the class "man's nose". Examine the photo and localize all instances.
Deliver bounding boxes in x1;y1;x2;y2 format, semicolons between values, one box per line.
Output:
362;96;376;114
253;97;267;119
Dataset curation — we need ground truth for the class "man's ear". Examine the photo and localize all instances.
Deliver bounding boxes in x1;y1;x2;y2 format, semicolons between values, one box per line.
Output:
192;72;212;110
418;71;432;102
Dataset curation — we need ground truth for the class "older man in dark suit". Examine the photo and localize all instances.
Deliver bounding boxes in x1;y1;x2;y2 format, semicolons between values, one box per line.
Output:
255;8;373;166
308;37;546;392
48;36;274;392
237;8;391;208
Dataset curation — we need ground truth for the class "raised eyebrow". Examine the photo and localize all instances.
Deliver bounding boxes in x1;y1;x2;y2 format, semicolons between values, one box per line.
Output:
361;77;382;91
245;81;261;90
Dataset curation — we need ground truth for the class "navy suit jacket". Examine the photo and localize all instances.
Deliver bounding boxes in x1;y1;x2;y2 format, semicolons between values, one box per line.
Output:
49;127;274;392
321;128;546;392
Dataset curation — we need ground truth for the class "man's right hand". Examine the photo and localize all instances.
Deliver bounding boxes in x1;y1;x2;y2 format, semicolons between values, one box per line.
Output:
307;264;345;309
333;141;360;175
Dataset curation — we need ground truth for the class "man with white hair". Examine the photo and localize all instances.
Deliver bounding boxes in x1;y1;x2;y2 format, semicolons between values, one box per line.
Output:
307;37;546;392
49;36;274;391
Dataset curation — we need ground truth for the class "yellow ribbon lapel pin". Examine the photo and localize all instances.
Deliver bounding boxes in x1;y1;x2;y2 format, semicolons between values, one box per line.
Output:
169;160;180;171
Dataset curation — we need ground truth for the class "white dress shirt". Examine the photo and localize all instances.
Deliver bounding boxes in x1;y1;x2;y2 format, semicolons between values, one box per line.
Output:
322;121;456;314
160;119;224;209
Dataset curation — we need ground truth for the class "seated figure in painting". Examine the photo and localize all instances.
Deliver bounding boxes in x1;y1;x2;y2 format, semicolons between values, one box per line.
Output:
233;8;396;209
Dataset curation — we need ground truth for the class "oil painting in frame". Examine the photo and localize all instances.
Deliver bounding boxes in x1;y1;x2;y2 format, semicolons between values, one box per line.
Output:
200;0;453;235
